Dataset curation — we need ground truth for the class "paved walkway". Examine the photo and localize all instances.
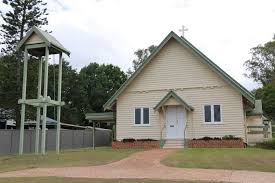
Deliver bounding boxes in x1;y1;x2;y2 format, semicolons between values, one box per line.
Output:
0;149;275;183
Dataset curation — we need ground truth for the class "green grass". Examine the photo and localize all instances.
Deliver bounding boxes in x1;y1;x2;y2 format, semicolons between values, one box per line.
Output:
162;148;275;172
0;147;139;173
0;177;227;183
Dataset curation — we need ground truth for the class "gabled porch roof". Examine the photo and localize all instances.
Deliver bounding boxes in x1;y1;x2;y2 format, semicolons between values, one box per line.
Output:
154;90;194;111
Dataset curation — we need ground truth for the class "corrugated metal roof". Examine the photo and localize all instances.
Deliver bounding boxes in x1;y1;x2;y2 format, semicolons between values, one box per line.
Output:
85;112;115;121
16;26;70;56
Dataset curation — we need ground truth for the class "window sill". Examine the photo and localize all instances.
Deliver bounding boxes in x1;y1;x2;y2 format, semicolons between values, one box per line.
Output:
203;122;223;125
133;124;151;127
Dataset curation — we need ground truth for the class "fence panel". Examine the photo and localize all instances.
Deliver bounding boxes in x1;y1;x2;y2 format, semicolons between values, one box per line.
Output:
10;130;19;154
72;130;84;149
0;131;12;154
0;128;112;155
83;130;92;147
60;130;73;149
95;129;112;146
46;130;56;151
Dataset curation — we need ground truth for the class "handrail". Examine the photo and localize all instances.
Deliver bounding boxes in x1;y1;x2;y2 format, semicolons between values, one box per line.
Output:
184;122;187;147
160;123;166;148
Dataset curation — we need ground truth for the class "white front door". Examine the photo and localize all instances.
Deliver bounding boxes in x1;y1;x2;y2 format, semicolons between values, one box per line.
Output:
166;106;185;139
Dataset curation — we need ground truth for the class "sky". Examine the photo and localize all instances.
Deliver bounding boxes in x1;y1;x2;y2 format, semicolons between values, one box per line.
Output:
1;0;275;90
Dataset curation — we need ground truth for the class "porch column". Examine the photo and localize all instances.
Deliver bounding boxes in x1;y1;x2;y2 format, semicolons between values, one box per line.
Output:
19;48;28;155
161;106;166;140
56;53;62;154
41;46;49;155
35;57;43;154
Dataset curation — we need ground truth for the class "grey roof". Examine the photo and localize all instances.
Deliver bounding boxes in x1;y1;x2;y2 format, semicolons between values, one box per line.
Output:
25;117;57;125
16;26;70;56
85;112;115;121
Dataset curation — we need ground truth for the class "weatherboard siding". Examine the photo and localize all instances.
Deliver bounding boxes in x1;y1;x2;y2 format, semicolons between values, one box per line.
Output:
164;97;180;106
116;38;245;140
25;33;43;45
127;38;227;92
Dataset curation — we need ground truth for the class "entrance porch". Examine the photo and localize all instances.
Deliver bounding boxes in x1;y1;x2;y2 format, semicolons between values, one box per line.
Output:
154;90;194;148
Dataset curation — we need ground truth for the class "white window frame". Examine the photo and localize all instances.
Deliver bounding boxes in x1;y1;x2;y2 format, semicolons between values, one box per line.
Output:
134;107;150;126
203;104;223;124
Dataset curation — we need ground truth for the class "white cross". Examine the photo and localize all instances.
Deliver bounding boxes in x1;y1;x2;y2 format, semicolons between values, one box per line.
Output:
179;25;188;37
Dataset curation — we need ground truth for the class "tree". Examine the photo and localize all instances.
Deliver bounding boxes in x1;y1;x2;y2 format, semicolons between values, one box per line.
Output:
0;55;39;120
0;0;49;127
0;55;18;118
244;38;275;86
244;36;275;121
0;56;85;125
79;63;127;113
47;60;85;125
1;0;48;53
127;45;157;76
255;81;275;120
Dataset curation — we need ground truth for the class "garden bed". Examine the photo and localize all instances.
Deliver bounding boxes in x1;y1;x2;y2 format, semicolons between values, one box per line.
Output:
112;139;160;149
188;138;244;148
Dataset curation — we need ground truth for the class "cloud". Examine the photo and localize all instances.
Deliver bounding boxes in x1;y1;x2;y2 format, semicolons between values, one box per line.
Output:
2;0;275;90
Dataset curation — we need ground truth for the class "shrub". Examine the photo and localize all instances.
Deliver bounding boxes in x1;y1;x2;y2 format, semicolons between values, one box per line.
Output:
136;139;157;142
213;137;222;140
199;136;213;141
222;135;241;140
192;136;241;141
255;139;275;150
195;137;221;140
122;138;136;143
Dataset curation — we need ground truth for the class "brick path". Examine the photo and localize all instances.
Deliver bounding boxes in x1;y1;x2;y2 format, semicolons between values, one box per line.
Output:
0;149;275;183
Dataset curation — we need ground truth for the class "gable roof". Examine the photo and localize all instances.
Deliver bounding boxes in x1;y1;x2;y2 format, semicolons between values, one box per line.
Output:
154;90;194;111
104;31;255;110
16;26;70;56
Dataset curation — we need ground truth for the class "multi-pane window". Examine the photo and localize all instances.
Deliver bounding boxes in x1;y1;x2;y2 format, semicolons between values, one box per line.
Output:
135;108;141;124
214;105;221;122
135;107;150;125
204;105;222;123
204;105;212;122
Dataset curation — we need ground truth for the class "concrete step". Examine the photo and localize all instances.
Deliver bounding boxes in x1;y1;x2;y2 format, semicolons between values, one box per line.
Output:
163;145;184;149
163;139;185;149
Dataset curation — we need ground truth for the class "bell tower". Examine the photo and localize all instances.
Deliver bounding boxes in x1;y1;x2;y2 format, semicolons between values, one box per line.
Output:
16;27;70;155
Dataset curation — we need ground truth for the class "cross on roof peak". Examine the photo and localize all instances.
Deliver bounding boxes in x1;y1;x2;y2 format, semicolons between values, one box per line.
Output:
179;25;188;37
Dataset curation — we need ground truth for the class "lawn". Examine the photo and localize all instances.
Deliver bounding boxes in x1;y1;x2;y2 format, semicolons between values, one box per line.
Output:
0;147;138;173
0;177;227;183
162;148;275;172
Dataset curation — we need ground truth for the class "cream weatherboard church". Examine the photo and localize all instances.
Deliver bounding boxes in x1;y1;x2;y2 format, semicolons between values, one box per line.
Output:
103;31;272;147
